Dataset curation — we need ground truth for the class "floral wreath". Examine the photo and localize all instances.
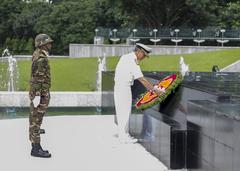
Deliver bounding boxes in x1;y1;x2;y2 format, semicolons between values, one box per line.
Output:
135;72;183;110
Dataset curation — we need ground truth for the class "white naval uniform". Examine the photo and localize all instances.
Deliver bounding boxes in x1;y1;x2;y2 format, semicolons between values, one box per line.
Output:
114;52;143;139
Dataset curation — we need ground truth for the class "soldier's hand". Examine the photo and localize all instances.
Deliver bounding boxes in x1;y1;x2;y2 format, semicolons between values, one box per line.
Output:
29;94;35;101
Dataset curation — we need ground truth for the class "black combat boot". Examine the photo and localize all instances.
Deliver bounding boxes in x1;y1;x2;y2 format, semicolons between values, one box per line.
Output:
31;143;51;158
39;129;45;134
31;143;49;153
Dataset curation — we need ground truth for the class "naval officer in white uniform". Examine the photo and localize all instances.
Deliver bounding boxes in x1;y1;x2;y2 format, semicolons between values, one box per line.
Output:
114;43;163;143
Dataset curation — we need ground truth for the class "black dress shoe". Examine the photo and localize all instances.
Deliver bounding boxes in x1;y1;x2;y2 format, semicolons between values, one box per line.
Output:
31;143;51;158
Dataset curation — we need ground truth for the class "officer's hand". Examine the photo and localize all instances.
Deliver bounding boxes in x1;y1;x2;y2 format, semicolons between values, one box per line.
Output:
153;85;165;96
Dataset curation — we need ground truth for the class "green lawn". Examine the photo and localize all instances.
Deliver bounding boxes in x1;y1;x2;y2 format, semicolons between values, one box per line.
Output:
13;48;240;91
107;48;240;72
17;58;98;91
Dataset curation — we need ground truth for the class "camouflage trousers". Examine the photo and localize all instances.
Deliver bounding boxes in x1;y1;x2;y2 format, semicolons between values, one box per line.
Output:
29;88;50;144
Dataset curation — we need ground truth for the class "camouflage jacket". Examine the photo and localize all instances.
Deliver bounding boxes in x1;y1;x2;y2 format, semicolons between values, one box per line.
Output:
30;48;51;90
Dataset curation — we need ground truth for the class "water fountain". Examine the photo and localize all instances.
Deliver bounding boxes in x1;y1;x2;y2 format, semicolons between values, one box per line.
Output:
96;53;107;113
0;48;19;116
179;56;189;77
96;53;106;92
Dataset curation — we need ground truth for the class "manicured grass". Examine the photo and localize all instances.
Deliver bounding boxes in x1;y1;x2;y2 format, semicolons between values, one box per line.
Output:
17;58;98;91
12;48;240;91
107;48;240;72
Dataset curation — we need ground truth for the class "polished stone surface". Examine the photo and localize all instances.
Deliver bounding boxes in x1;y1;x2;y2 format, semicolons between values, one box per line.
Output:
187;100;240;171
102;71;240;170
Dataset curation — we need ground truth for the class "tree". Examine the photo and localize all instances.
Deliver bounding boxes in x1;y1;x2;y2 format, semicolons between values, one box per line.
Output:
95;0;133;28
0;0;23;45
4;37;13;50
185;0;220;27
105;0;227;28
25;38;34;54
13;1;52;38
1;0;240;55
12;38;20;54
35;0;98;54
107;0;196;28
218;2;240;28
18;38;27;54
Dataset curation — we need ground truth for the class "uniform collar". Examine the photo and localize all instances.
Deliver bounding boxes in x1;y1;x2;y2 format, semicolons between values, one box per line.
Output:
42;49;49;57
132;52;139;65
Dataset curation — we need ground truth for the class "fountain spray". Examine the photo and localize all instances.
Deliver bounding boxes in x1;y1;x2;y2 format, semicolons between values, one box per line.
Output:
0;48;19;116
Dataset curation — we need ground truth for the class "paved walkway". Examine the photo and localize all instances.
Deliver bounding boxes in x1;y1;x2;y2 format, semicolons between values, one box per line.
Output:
0;115;167;171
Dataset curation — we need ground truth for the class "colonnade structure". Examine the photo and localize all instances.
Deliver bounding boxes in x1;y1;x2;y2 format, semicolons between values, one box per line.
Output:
94;27;240;47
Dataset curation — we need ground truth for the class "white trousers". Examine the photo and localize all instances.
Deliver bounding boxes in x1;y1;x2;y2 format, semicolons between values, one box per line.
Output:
114;84;132;138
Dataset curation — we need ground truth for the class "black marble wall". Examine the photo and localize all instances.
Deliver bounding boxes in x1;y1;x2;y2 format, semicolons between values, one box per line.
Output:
187;100;240;171
102;71;240;170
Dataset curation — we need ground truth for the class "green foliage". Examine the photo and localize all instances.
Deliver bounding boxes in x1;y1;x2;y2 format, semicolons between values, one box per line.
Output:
25;38;34;54
18;38;26;54
185;0;220;26
35;1;97;54
219;2;240;29
4;38;13;50
12;38;20;53
108;0;190;28
13;1;52;38
95;0;132;28
0;0;240;55
0;0;23;44
3;38;33;54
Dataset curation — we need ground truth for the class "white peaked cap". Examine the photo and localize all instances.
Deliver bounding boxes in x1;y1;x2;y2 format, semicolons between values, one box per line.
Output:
136;43;152;54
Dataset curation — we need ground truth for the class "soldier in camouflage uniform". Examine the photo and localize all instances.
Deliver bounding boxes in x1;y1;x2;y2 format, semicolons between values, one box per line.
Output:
29;33;53;158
